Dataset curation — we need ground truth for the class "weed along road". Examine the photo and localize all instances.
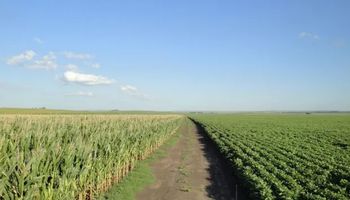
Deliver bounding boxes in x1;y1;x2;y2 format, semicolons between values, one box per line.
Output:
135;119;246;200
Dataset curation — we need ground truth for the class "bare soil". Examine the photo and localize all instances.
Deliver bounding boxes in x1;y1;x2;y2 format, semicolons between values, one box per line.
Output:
136;119;248;200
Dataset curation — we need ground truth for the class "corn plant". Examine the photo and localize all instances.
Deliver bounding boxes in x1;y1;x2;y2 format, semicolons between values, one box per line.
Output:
0;114;183;199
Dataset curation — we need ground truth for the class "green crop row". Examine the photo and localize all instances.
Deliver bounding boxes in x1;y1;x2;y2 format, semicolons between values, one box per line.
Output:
190;114;350;200
0;114;183;199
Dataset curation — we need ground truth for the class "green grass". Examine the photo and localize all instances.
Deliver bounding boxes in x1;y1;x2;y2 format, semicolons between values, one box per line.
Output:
98;119;185;200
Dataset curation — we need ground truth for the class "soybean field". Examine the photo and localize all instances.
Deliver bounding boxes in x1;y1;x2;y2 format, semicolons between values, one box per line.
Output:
190;114;350;200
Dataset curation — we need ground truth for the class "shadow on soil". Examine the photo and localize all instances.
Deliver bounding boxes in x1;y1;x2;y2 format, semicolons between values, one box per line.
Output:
190;119;251;200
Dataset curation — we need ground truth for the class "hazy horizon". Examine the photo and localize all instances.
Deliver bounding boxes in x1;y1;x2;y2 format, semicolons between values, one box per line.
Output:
1;1;349;111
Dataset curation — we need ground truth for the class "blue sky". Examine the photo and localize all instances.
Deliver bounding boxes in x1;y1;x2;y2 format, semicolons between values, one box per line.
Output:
0;0;349;111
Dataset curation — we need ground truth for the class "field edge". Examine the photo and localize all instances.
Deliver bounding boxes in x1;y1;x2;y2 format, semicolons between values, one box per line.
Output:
98;118;187;200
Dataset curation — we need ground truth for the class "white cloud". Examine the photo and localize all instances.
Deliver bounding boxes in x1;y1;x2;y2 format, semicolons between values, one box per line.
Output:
34;37;44;44
121;85;138;93
65;91;93;97
63;70;114;85
63;51;93;60
120;85;150;100
90;63;101;68
6;51;57;70
6;50;36;65
299;32;320;40
28;52;57;70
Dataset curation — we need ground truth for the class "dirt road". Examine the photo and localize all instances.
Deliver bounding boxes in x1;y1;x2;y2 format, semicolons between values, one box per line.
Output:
136;119;247;200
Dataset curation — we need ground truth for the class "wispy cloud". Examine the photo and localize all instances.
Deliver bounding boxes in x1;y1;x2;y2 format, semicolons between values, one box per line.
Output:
65;91;94;97
90;63;101;68
6;50;57;70
299;32;320;40
34;37;44;44
120;85;150;100
65;64;79;71
6;50;102;71
6;50;36;65
28;52;57;70
63;70;114;85
63;51;93;60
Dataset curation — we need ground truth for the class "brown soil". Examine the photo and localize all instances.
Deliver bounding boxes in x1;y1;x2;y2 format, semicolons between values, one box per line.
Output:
136;119;249;200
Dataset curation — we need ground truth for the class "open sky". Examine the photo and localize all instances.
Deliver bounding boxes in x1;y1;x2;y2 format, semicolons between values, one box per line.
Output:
1;0;349;111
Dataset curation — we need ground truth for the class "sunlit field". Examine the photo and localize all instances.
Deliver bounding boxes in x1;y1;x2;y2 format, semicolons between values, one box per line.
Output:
0;114;183;199
191;114;350;199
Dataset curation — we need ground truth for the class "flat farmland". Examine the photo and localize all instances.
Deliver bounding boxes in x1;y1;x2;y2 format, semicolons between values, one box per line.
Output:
1;113;350;200
190;114;350;199
0;114;183;199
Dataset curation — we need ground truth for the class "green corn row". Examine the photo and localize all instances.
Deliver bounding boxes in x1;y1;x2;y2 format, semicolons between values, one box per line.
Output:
0;114;183;199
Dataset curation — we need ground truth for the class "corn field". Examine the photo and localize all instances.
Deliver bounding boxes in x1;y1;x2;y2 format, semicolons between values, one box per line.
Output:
0;114;183;199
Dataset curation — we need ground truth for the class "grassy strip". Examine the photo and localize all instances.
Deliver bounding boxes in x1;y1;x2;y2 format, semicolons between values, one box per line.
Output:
98;119;186;200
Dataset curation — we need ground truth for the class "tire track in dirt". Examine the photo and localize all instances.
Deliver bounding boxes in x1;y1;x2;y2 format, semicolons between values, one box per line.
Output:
136;119;248;200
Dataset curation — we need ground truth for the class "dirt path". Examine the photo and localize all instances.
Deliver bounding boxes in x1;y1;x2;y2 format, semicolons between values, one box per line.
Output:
136;119;247;200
